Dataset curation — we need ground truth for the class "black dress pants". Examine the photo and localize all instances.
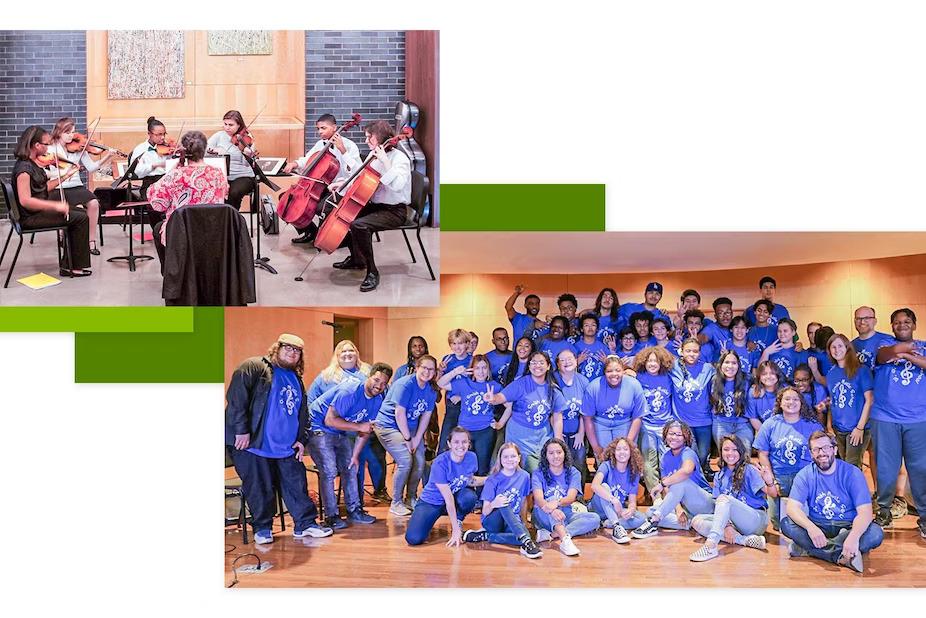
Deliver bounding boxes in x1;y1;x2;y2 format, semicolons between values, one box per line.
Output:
228;177;256;211
344;202;407;274
20;207;90;270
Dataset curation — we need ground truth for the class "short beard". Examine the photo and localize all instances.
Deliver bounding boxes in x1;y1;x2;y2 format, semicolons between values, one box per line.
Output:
816;456;834;472
275;355;297;370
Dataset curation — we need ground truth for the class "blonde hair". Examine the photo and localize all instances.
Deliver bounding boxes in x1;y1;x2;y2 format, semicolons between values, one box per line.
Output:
320;340;371;383
447;328;472;345
490;442;523;476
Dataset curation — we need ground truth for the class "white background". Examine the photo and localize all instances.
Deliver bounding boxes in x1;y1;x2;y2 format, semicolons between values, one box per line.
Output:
4;1;924;613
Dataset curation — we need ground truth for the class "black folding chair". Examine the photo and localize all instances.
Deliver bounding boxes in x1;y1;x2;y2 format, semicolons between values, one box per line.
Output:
0;179;72;288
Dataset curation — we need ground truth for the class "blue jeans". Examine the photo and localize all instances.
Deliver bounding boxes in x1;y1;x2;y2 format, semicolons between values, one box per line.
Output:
228;446;320;534
647;479;716;529
470;426;495;477
590;494;646;528
769;471;798;530
639;425;668;492
691;495;769;543
871;418;926;527
505;421;552;474
405;488;477;545
689;424;713;475
374;425;426;507
592;418;631;452
356;434;387;494
781;517;884;564
712;418;754;452
437;399;462;454
306;431;361;520
481;505;531;546
531;505;601;536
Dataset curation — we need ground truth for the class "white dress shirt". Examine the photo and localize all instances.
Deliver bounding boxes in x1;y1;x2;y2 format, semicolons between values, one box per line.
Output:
129;140;169;179
294;136;360;184
341;148;411;205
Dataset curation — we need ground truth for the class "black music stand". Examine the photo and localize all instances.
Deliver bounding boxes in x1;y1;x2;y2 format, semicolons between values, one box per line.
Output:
246;155;281;275
108;157;153;272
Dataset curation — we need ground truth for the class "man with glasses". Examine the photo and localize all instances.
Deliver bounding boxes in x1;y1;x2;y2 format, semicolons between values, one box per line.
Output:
225;334;333;544
851;306;894;370
871;308;926;535
782;431;883;573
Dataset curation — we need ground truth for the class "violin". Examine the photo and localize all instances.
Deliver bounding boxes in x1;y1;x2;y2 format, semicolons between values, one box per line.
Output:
276;113;362;229
314;127;412;255
66;133;127;157
36;153;80;171
156;137;181;157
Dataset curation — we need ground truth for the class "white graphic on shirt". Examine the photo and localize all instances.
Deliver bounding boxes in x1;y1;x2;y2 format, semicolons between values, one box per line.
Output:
279;384;298;416
466;392;489;416
564;397;582;421
647;387;667;413
448;473;471;494
857;348;874;369
497;363;510;381
832;380;855;410
681;377;701;403
500;487;523;511
721;392;736;417
582;359;600;378
774;435;802;466
814;491;848;520
345;407;368;423
527;399;550;426
602;404;625;420
773;355;793;378
545;483;567;502
407;398;429;421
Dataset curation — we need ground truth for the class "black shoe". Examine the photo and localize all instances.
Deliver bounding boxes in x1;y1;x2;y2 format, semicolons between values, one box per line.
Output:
703;468;715;483
372;489;392;503
359;271;380;292
60;268;92;278
326;516;349;530
291;233;315;244
874;509;893;529
333;257;365;270
347;509;376;524
89;242;100;256
462;529;489;543
520;538;543;559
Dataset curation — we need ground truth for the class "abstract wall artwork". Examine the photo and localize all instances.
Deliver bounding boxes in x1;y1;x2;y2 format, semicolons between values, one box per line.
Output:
207;30;273;56
107;30;185;99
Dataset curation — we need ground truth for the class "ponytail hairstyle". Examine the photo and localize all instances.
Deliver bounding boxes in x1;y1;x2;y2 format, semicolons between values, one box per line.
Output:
404;336;429;377
223;110;247;132
180;130;207;162
711;350;746;417
147;116;165;133
13;125;48;160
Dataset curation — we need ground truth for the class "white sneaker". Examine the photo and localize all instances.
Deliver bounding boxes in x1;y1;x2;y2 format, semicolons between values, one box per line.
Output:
559;535;580;556
389;502;413;516
254;530;273;544
742;534;766;550
535;529;552;543
689;543;719;562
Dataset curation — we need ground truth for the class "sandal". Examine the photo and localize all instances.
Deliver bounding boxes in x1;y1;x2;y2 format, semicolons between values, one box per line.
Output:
89;241;100;256
60;268;92;278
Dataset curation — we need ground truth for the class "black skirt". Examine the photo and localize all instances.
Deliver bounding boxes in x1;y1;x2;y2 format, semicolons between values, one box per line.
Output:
50;186;97;208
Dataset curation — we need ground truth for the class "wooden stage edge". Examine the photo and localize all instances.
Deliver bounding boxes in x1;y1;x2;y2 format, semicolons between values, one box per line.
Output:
224;499;926;588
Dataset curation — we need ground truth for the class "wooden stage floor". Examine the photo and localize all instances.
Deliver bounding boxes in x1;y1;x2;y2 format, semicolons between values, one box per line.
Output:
224;495;925;588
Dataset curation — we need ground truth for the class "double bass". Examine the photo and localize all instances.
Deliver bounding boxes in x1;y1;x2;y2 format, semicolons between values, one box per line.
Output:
312;127;413;255
276;113;362;229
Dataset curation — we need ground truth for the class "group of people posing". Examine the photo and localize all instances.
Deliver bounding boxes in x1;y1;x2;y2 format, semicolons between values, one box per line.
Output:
10;112;410;291
224;276;924;572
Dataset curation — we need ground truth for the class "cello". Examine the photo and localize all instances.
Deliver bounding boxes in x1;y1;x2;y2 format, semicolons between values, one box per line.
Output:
313;126;413;255
276;113;362;229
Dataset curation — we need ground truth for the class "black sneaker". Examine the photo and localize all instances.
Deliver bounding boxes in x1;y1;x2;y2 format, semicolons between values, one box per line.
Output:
874;509;893;530
520;538;543;559
326;516;349;530
372;488;392;503
611;524;630;544
348;509;376;524
631;519;658;539
462;529;489;543
919;522;926;539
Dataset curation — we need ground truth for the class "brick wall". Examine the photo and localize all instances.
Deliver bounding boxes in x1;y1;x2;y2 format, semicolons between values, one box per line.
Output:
0;30;87;214
304;31;405;153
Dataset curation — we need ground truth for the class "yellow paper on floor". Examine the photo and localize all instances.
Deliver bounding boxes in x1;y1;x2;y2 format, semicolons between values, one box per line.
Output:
17;272;62;290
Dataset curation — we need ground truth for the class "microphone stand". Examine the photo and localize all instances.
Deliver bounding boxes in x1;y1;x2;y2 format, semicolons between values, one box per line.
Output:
244;152;281;275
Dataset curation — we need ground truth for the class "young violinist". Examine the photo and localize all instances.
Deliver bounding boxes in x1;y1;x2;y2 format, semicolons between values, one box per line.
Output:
128;117;171;224
47;117;114;256
286;114;361;244
207;110;256;213
11;125;92;276
330;119;412;293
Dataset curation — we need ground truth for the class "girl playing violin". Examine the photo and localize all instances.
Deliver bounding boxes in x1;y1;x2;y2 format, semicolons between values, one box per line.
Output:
128;117;172;226
11;125;92;277
47;117;114;256
206;110;256;213
330;119;412;293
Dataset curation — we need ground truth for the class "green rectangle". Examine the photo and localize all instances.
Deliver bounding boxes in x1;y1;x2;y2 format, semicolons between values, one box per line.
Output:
0;307;194;333
440;184;606;231
74;307;224;383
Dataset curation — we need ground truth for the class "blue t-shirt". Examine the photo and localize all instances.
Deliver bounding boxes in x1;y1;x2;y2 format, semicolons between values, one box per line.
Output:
596;460;641;506
767;347;808;382
826;365;873;433
808;349;833;378
595;312;625;342
713;463;767;510
450;377;502;431
555;372;589;435
637;372;675;430
745;388;778;422
871;339;926;424
747;325;778;353
419;451;478;506
500;374;567;429
248;367;302;458
753;415;823;477
441;353;473;384
308;379;384;436
510;311;538;341
852;332;894;371
619;302;670;325
485;349;514;383
661;446;710;490
374;373;438;433
580;375;647;424
670;360;715;427
539;337;577;366
481;468;531;517
306;366;364;404
530;466;582;503
800;382;829;412
392;360;416;381
701;322;733;363
745;302;790;327
714;378;748;421
790;459;871;525
574;338;610;380
730;342;758;376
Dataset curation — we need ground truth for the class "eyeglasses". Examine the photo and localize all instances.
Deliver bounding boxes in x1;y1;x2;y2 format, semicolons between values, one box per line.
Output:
666;431;684;438
529;360;547;367
280;343;302;354
854;316;875;322
811;445;835;454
